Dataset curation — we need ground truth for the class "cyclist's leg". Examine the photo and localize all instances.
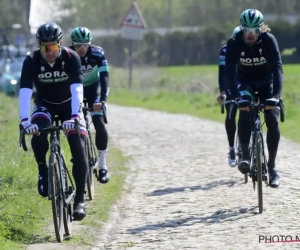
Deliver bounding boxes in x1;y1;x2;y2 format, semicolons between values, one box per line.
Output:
259;84;280;187
30;100;53;197
85;84;109;184
225;88;237;166
60;103;88;219
237;82;254;173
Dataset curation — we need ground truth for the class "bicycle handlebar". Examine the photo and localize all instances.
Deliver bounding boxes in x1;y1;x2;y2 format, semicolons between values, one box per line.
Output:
227;99;285;122
19;119;81;152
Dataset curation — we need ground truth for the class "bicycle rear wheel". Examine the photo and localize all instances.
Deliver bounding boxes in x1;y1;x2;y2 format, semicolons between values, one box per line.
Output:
49;153;64;242
60;152;72;237
86;138;95;200
255;131;263;214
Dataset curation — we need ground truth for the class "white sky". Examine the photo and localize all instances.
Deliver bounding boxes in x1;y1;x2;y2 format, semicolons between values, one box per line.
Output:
29;0;75;33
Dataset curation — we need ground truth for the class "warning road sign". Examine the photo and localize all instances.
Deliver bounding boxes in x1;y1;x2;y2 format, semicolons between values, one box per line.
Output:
120;2;147;30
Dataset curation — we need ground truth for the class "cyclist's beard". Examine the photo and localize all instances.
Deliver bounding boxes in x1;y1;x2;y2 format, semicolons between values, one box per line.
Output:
244;34;259;46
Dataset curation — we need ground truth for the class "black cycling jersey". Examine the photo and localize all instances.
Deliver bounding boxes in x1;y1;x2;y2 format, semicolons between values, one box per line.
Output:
218;44;226;93
20;46;83;104
225;31;283;98
69;44;109;102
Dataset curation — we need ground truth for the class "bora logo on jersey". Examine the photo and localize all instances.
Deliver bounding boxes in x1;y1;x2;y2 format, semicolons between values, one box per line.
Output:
240;56;266;66
38;71;69;83
81;64;93;72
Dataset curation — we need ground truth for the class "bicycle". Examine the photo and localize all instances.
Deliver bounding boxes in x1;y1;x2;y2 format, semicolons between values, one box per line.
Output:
228;92;284;214
82;99;108;200
19;116;81;242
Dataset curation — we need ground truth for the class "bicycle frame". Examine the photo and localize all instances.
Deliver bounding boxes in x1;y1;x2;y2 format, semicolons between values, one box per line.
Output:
248;101;268;186
47;117;76;207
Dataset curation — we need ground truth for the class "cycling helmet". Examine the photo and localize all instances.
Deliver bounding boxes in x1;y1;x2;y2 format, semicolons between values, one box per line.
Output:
36;22;62;43
231;26;241;37
240;9;264;28
71;27;92;43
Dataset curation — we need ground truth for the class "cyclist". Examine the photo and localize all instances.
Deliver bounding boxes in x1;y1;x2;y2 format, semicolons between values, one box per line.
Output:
18;22;89;220
225;9;283;188
69;27;110;184
217;26;241;167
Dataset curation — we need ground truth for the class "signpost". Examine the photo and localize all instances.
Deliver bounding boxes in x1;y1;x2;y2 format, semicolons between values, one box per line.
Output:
120;2;147;89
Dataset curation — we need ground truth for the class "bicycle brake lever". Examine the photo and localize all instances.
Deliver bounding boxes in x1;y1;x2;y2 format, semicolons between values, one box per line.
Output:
19;124;28;151
74;119;81;135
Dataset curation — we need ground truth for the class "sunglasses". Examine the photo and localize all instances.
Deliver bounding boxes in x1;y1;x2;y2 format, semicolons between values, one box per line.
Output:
242;27;261;35
73;43;90;49
40;44;60;52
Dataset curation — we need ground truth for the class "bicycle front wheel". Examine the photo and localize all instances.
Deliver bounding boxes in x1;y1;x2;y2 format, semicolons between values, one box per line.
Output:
60;152;72;237
86;138;95;200
49;153;64;242
255;132;263;214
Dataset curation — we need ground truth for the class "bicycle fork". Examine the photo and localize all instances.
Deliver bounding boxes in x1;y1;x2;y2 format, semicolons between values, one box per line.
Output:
249;131;268;190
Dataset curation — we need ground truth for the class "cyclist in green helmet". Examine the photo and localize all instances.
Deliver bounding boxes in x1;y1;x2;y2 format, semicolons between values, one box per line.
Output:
217;26;241;167
69;27;110;184
225;9;283;188
240;9;264;45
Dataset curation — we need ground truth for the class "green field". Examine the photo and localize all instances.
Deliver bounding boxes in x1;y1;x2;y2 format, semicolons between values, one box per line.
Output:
109;64;300;144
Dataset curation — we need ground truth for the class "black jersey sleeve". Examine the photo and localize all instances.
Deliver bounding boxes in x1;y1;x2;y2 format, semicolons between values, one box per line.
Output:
93;46;109;102
20;55;34;89
218;46;226;93
225;38;240;98
262;33;283;98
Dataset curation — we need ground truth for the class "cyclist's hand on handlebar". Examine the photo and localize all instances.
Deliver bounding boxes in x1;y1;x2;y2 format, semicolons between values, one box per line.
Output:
235;98;250;111
93;102;103;112
217;91;227;105
62;116;79;131
21;121;39;134
265;97;279;110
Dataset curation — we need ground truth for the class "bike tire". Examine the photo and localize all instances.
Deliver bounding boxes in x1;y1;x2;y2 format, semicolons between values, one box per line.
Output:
49;153;64;242
255;131;263;214
86;138;95;200
60;152;72;237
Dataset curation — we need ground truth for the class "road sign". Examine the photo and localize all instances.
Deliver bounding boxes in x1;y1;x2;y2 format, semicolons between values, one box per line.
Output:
120;2;147;41
120;2;148;90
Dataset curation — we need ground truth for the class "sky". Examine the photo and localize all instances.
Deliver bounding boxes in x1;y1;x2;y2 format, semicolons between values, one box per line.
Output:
29;0;73;33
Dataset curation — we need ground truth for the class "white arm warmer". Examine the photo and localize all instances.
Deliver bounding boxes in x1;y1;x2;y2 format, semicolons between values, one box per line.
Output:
70;83;83;116
19;88;33;122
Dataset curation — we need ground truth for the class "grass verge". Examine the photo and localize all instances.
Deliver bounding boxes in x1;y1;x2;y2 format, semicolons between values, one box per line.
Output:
0;93;128;249
62;143;128;248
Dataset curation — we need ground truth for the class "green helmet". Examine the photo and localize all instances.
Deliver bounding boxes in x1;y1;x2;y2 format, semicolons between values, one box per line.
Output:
71;27;92;43
231;26;241;37
240;9;264;28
